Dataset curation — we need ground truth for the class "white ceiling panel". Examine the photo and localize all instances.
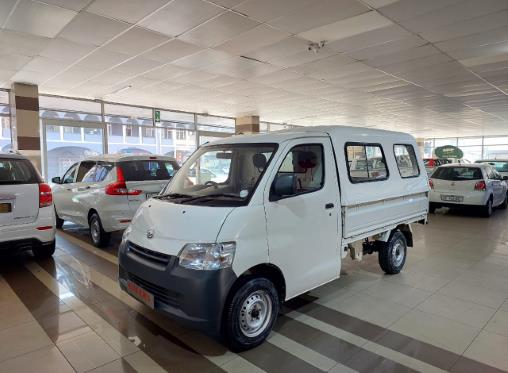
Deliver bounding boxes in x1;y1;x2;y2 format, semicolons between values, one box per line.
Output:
270;0;369;34
299;11;393;43
142;40;203;63
179;12;259;47
172;49;233;69
4;0;77;38
0;0;16;26
0;54;31;70
40;38;96;64
41;0;91;11
0;30;51;57
139;0;223;37
378;0;463;22
216;24;290;56
346;34;426;60
88;0;169;24
103;27;169;55
232;0;314;22
76;49;130;70
113;57;164;76
59;12;130;47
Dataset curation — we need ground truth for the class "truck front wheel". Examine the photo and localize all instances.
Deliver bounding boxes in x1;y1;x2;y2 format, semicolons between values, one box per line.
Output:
378;230;407;274
224;277;279;352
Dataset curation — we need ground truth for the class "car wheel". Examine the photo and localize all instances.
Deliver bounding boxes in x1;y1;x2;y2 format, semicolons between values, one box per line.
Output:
55;208;64;229
378;230;407;275
482;198;493;218
500;193;508;210
89;212;111;247
224;277;279;352
33;241;56;259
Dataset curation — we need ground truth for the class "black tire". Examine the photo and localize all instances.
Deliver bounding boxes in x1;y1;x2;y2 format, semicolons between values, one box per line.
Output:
224;277;279;352
482;198;493;218
499;193;508;210
378;230;407;275
429;203;437;214
89;212;111;247
33;241;56;259
55;208;64;229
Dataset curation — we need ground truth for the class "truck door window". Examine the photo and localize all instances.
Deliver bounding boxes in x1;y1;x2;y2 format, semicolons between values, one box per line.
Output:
271;144;324;199
346;143;388;183
394;144;420;178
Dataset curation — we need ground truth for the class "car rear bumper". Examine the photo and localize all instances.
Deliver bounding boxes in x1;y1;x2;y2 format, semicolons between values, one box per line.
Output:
0;238;55;253
118;240;237;336
429;191;488;206
0;208;55;244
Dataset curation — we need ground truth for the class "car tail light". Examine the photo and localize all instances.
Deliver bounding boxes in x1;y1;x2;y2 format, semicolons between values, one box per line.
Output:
39;183;53;208
105;166;142;196
428;179;434;189
474;180;487;191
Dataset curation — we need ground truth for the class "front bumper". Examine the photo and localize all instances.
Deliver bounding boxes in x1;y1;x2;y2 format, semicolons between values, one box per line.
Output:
118;240;237;336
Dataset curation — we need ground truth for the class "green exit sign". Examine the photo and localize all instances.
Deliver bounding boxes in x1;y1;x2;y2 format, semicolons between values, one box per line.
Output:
154;110;160;123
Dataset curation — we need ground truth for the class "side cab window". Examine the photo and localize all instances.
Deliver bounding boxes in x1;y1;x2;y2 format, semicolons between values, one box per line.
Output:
270;144;324;201
345;143;388;183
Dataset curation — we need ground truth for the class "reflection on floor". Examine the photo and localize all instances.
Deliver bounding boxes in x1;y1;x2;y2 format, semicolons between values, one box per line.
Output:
1;210;508;373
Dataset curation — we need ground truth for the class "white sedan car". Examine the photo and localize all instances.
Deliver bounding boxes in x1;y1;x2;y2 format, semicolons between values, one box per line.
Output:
52;154;179;247
429;163;508;217
0;152;56;257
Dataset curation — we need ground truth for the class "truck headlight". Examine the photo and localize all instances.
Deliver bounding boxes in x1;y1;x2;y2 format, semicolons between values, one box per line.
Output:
178;242;236;270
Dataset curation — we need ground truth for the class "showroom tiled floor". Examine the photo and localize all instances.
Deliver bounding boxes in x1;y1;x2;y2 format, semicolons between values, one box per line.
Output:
1;209;508;372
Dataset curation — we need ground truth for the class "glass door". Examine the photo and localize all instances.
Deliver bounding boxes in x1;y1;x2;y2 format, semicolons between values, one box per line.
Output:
42;119;106;182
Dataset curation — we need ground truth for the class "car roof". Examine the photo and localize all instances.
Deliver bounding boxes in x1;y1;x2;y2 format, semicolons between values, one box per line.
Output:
0;151;27;160
438;163;487;169
476;159;508;162
80;154;177;162
205;125;414;146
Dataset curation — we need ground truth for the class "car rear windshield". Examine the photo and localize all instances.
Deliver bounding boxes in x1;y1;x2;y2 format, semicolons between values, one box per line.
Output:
118;160;179;181
432;167;483;181
0;158;40;185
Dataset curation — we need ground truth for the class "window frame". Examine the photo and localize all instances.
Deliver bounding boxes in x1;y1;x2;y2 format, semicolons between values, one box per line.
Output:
393;143;420;179
61;163;78;184
269;143;325;201
344;142;389;184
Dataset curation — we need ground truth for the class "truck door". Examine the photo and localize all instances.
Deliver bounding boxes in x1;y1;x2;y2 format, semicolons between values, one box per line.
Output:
264;137;341;299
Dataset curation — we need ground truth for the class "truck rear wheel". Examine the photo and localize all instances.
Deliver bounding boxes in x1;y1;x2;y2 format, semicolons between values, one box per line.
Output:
378;230;407;275
224;277;279;352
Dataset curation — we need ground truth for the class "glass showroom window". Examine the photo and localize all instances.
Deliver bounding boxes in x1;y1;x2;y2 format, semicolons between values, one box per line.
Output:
0;117;11;152
434;138;457;147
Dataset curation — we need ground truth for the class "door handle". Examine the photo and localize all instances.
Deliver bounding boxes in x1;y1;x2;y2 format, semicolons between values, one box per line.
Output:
77;186;90;191
325;203;334;209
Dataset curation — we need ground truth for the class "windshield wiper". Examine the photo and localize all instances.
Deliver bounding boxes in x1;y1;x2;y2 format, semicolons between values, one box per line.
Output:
182;193;245;203
154;192;193;199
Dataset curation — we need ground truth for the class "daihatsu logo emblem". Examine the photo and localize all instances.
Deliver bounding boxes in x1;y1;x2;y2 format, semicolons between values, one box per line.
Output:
146;229;154;239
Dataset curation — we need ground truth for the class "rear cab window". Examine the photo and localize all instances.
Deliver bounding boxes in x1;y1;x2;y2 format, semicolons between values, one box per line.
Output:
394;144;420;178
345;143;388;183
432;167;483;180
118;160;179;181
0;158;40;185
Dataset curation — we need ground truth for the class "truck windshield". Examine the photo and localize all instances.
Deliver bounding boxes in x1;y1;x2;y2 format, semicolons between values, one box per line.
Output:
159;143;278;206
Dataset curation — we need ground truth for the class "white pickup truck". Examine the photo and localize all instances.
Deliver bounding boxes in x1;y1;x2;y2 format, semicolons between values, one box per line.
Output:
118;126;429;351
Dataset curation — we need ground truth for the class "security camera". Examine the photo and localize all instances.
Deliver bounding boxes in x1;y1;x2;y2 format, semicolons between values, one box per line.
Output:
307;41;326;54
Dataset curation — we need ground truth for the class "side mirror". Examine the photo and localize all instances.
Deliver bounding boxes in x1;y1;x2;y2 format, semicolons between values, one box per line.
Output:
51;176;61;184
270;174;295;201
503;176;508;181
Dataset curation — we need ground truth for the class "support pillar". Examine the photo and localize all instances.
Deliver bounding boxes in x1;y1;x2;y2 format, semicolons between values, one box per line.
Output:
235;115;259;134
415;137;425;158
9;83;41;172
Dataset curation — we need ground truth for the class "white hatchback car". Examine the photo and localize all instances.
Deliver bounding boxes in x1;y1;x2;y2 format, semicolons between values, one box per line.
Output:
0;152;56;257
429;163;508;217
52;154;179;247
476;159;508;179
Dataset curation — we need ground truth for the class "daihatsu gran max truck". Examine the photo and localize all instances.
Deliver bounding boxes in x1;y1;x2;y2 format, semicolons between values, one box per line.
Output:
118;126;429;351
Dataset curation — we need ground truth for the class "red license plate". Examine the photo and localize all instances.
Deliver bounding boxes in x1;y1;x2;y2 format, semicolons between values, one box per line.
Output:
127;280;154;308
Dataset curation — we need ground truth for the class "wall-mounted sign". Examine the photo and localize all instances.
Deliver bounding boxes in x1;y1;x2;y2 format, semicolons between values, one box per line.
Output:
434;145;464;159
154;110;160;123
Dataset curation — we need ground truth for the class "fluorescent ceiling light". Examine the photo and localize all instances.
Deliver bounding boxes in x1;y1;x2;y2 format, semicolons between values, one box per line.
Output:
299;11;393;43
106;85;132;96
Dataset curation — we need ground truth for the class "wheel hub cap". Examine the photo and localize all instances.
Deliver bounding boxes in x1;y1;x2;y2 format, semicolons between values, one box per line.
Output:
91;220;100;242
392;239;405;267
239;290;272;338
